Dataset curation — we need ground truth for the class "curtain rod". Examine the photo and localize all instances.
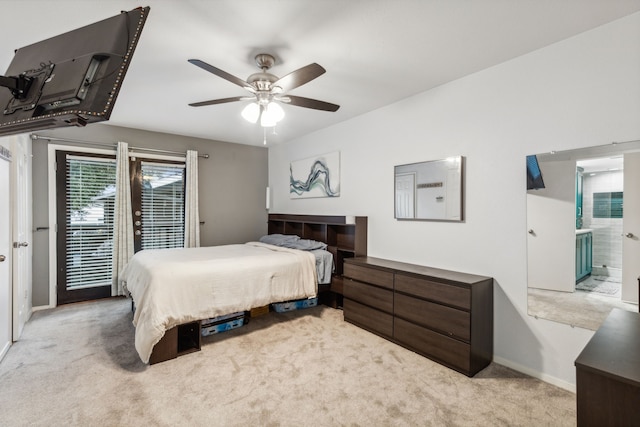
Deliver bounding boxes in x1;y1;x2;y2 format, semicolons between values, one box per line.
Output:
30;134;210;159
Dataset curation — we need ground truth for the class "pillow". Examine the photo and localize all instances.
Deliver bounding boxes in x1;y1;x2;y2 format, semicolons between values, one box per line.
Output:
287;238;327;251
259;234;300;246
259;234;327;250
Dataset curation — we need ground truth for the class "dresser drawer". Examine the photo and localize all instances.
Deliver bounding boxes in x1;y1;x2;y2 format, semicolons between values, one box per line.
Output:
394;293;470;341
344;298;393;338
395;273;470;310
344;263;394;290
344;278;393;313
394;317;471;374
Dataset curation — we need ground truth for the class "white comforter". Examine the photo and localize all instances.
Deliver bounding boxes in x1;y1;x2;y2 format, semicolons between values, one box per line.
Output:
121;242;317;363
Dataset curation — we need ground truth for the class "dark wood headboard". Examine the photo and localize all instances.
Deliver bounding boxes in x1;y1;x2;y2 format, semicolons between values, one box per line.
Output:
267;214;367;307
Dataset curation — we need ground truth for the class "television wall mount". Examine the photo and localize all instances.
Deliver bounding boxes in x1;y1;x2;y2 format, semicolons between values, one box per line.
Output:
2;63;54;115
0;74;34;100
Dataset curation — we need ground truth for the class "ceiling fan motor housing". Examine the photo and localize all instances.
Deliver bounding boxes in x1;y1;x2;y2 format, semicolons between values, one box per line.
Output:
247;54;279;94
247;72;278;91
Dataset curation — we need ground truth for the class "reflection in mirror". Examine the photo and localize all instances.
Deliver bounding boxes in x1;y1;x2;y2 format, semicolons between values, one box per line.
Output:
394;156;463;221
527;140;640;330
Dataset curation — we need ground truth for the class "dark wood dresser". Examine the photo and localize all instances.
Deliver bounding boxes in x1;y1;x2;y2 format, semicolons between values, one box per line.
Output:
343;257;493;377
575;308;640;426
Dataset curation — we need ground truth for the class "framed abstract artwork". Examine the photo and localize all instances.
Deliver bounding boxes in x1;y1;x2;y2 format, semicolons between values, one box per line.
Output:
290;151;340;199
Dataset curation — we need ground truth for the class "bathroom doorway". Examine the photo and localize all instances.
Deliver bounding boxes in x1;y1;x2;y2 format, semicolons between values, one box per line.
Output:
576;154;640;304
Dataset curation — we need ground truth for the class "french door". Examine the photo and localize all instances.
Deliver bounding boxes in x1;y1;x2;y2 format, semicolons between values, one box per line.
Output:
1;152;12;360
130;160;185;253
56;150;185;305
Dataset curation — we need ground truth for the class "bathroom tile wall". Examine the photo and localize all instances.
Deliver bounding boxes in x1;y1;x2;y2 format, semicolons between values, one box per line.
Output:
582;170;623;276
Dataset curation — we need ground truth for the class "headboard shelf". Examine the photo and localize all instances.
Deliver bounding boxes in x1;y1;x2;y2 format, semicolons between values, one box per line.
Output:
267;214;368;307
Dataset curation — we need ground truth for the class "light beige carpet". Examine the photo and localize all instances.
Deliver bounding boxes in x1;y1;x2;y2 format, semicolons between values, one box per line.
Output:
528;287;637;331
0;298;575;426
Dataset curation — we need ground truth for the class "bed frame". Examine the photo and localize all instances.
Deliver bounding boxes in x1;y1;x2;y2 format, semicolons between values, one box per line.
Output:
147;213;368;365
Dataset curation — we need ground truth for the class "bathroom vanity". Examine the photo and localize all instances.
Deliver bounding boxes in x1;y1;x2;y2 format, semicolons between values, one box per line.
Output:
575;229;593;283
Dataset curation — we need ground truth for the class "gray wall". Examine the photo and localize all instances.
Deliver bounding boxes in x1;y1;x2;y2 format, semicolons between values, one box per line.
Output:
31;124;268;306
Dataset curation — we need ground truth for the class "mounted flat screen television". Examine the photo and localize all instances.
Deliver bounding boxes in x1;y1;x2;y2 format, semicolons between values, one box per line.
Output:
526;154;545;190
0;6;150;137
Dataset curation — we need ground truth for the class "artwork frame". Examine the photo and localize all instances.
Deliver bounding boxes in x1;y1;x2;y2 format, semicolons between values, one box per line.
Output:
290;151;340;199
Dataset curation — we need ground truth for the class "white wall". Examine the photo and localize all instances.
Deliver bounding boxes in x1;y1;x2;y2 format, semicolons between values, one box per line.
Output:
268;12;640;388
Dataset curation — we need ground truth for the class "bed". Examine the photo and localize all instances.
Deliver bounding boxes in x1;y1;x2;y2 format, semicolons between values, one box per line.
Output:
121;214;367;364
122;241;327;363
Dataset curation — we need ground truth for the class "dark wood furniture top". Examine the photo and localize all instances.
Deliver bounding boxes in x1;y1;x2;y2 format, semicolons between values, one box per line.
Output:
343;256;493;377
575;308;640;426
345;257;492;286
575;308;640;386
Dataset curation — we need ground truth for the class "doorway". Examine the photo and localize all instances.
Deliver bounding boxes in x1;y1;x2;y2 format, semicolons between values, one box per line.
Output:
55;151;115;304
576;154;639;304
55;150;186;305
0;149;11;360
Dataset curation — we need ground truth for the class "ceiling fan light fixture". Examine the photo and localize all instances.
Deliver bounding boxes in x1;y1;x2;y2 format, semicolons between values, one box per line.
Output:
267;102;285;121
260;102;285;127
241;102;260;123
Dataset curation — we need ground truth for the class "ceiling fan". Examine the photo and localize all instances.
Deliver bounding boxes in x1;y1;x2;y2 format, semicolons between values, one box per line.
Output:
187;53;340;127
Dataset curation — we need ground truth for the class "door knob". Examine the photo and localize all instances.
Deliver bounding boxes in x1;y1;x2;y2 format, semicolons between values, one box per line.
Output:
624;232;634;238
0;255;5;262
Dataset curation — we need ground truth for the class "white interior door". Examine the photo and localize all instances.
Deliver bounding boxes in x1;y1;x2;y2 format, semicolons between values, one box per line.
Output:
621;152;640;303
395;173;415;218
11;135;32;339
0;148;12;361
526;159;576;292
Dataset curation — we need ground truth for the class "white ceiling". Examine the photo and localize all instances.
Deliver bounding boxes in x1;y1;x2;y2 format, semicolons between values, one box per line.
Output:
2;1;640;146
578;157;624;174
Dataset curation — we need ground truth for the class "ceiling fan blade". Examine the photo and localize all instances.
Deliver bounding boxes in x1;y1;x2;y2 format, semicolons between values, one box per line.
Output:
282;95;340;112
272;63;326;92
188;96;248;107
188;59;255;92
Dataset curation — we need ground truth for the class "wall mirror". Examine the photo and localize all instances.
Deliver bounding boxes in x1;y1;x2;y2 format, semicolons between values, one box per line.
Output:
527;140;640;330
394;156;464;221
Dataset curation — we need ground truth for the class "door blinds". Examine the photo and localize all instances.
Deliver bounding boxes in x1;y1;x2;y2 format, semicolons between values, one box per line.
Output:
65;155;116;290
139;161;186;250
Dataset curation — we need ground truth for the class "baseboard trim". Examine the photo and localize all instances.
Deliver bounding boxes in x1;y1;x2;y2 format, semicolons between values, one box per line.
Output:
32;304;54;312
493;356;576;393
0;341;10;362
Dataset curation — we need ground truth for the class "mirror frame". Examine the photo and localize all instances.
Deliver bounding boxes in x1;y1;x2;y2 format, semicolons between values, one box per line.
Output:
394;156;464;221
